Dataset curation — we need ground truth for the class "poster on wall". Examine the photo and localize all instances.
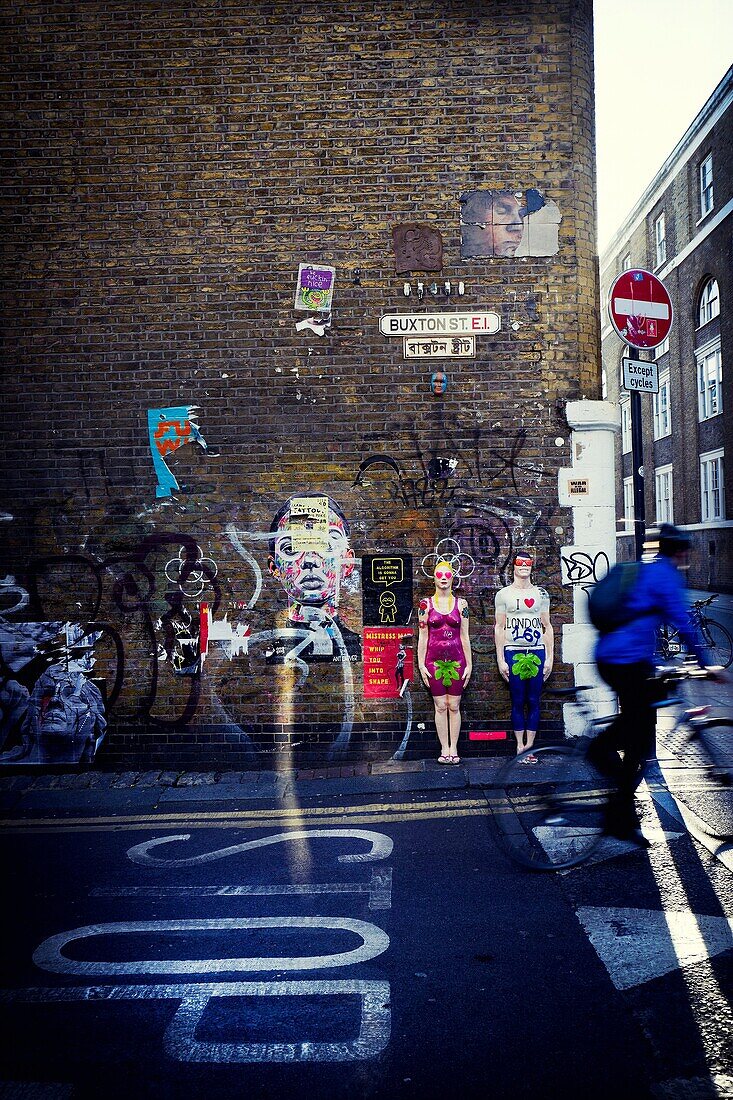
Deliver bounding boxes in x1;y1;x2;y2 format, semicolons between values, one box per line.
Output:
287;496;330;552
294;264;335;312
362;554;413;626
0;622;107;765
363;627;414;699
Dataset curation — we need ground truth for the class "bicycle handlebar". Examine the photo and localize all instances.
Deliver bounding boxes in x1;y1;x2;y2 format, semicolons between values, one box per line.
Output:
691;594;718;609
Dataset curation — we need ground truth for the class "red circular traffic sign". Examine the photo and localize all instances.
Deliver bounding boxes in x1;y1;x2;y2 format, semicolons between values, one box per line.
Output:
608;268;673;350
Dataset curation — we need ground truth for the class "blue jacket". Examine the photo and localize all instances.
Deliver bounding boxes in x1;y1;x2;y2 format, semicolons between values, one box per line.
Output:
595;556;705;666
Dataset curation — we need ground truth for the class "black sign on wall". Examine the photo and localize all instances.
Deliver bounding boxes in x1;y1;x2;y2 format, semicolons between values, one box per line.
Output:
361;554;413;627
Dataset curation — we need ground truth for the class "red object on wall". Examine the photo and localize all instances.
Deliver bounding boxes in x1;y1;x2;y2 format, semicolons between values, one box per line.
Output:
363;627;414;699
468;730;508;740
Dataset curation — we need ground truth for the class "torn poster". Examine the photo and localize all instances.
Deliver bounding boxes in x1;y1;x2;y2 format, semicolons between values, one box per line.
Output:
147;406;208;499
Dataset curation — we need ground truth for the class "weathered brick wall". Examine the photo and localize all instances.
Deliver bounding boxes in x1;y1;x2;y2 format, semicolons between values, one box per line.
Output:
0;0;599;768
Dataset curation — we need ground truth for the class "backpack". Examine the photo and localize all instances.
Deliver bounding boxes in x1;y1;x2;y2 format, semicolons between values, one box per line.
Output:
587;561;643;634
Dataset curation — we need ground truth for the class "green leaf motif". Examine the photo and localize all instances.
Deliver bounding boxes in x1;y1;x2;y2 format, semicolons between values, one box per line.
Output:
433;659;461;687
511;652;542;680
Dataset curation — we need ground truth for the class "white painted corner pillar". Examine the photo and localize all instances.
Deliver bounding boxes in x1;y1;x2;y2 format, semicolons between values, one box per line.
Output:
558;400;619;733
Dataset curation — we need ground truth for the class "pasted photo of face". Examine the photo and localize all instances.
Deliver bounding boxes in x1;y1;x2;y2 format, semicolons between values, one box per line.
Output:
460;190;525;258
268;497;356;611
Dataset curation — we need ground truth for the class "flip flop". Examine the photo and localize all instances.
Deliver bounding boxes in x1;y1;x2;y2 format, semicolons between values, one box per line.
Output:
438;755;452;764
449;755;461;765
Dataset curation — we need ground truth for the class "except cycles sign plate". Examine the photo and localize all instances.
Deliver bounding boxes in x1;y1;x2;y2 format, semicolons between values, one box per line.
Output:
622;356;659;393
379;312;501;336
608;268;673;350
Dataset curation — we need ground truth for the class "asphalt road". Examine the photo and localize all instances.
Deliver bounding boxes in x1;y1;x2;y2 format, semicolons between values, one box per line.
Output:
1;769;732;1100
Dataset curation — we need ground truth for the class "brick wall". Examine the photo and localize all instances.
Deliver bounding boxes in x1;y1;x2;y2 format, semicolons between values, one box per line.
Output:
0;0;600;768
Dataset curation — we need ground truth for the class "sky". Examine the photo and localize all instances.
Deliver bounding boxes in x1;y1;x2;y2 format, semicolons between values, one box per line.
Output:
593;0;733;253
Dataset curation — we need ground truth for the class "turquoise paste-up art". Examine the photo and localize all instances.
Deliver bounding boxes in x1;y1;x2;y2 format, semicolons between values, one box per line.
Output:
147;406;209;499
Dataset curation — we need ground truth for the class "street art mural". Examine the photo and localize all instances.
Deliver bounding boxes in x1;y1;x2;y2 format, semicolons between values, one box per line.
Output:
265;496;361;664
147;406;209;499
459;189;561;258
0;621;106;763
0;406;571;767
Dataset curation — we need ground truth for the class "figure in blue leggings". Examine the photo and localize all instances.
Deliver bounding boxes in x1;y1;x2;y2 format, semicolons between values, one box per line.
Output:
494;550;554;763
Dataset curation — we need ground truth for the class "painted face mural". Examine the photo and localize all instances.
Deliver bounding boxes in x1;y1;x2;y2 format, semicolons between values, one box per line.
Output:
268;498;355;612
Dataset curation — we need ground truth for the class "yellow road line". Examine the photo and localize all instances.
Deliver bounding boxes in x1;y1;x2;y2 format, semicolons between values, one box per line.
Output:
0;804;494;835
0;797;488;833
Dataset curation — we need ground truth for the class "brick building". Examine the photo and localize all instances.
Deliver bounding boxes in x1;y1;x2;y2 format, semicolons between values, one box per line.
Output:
0;1;603;768
600;66;733;592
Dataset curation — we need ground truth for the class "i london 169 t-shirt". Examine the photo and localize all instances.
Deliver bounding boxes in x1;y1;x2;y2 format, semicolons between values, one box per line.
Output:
495;585;550;650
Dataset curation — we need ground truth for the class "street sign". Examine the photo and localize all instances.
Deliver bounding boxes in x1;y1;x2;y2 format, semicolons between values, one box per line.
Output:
622;356;659;393
608;268;673;350
379;311;500;336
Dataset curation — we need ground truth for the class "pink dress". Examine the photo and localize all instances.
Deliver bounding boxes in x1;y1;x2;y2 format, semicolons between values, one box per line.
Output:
424;597;466;697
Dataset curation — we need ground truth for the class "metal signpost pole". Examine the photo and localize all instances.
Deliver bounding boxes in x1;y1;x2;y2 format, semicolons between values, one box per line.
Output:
628;348;646;560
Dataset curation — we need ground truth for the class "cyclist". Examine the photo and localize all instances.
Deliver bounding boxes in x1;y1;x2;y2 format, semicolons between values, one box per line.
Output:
590;524;725;846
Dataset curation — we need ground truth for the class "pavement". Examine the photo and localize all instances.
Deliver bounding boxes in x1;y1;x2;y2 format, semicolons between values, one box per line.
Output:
0;757;508;817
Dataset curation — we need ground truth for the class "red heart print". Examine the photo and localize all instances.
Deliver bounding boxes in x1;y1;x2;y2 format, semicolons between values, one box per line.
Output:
524;598;535;608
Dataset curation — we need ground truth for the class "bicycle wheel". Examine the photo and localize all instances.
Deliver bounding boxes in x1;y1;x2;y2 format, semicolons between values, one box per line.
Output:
701;619;733;669
491;745;611;871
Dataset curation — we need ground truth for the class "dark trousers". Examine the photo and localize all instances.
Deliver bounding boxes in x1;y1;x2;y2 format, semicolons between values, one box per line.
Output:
591;660;659;830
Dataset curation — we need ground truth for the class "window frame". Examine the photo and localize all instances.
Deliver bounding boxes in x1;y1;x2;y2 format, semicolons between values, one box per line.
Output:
653;368;671;439
696;337;723;421
654;212;667;268
699;153;714;218
620;394;632;453
622;477;634;533
654;464;674;524
697;278;720;328
700;449;725;522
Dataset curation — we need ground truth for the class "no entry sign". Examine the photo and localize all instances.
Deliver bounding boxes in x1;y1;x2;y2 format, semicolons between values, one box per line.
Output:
608;268;673;350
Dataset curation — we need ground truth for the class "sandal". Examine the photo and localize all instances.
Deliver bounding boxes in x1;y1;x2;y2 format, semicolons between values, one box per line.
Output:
438;755;452;764
449;755;461;765
520;753;538;764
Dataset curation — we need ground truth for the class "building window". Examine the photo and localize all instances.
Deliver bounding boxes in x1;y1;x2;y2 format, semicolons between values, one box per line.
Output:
653;336;670;360
697;278;720;327
653;369;671;439
621;253;631;271
700;154;714;217
700;450;725;522
697;339;722;420
655;465;674;524
620;395;631;453
622;477;634;532
654;212;667;267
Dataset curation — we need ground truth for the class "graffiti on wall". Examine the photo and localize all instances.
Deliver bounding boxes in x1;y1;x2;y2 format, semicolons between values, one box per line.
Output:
0;621;106;763
460;189;561;258
148;406;209;499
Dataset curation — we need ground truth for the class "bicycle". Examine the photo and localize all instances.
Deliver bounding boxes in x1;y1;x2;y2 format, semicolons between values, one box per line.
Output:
656;594;733;669
489;669;733;871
